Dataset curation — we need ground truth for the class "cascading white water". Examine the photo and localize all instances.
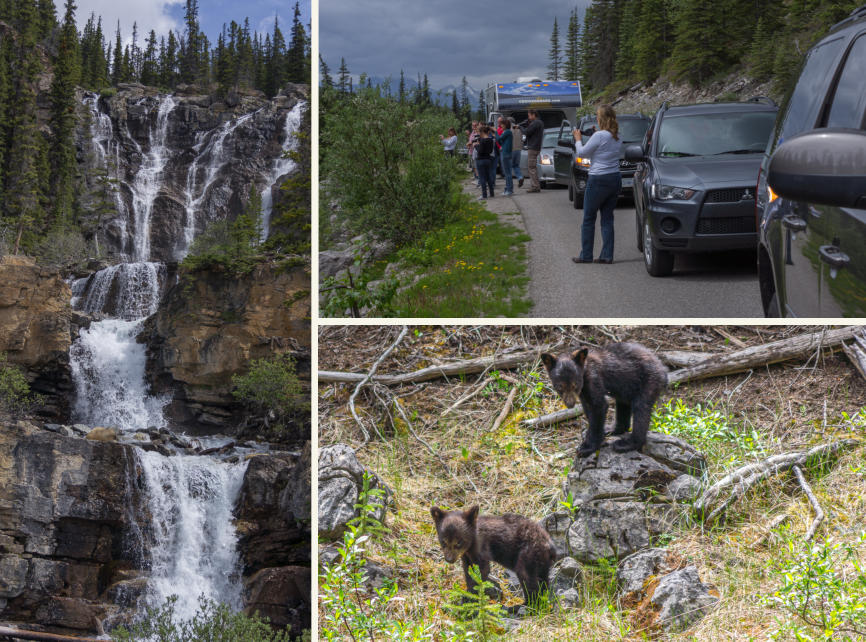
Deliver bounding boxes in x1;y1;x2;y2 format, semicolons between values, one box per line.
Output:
136;451;249;621
130;95;176;262
260;101;305;241
181;111;257;257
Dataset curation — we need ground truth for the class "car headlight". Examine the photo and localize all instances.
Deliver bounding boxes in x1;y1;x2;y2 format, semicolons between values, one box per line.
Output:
651;184;696;200
575;157;591;168
540;153;552;165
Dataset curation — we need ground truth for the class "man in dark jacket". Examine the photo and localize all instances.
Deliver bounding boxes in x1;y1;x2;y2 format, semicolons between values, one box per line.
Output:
519;110;544;193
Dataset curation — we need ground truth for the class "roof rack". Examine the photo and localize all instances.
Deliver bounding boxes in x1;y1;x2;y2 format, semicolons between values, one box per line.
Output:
746;96;777;106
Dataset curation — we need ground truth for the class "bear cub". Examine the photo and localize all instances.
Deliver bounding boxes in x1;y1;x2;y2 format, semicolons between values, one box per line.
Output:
541;341;668;457
430;505;556;613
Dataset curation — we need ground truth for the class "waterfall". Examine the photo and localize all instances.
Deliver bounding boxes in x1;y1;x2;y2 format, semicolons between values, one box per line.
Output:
260;101;305;241
181;111;257;257
130;95;176;262
136;451;249;622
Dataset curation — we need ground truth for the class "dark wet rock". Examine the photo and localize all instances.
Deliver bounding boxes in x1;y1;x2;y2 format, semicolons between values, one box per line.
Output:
242;566;310;638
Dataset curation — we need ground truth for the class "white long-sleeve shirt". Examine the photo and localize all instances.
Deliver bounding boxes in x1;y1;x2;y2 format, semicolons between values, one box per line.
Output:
575;129;623;176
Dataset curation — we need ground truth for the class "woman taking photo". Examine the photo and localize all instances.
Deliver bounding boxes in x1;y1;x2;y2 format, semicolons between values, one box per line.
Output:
440;127;458;157
571;105;622;264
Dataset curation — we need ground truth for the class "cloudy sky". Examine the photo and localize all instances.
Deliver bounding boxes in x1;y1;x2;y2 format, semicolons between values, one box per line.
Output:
320;0;589;92
76;0;311;48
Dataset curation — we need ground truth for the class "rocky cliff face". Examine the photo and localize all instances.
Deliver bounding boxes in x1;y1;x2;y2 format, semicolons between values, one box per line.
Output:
0;256;75;420
142;260;311;437
76;83;307;262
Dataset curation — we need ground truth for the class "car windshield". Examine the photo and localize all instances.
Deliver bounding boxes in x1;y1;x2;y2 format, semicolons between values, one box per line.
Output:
619;119;650;142
543;130;561;147
657;111;776;157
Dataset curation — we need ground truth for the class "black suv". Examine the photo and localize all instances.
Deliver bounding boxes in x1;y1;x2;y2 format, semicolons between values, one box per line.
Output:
627;99;778;276
553;113;650;208
757;5;866;317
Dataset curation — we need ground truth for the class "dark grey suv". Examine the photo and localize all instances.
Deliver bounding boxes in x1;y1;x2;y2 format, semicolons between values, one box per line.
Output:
627;100;778;276
757;5;866;317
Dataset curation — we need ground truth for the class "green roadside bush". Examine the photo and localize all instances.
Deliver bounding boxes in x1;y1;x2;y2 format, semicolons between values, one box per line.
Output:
232;353;305;433
0;353;37;416
321;87;463;247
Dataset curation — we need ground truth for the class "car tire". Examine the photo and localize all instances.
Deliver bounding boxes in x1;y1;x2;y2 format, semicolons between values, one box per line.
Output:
568;181;574;202
643;217;674;277
765;292;781;318
572;190;584;210
636;212;643;252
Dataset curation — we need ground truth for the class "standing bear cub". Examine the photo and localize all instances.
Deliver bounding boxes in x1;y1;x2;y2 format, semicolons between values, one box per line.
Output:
430;506;556;613
541;342;668;457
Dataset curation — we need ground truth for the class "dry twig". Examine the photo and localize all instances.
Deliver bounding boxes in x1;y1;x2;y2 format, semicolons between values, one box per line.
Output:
792;464;825;541
491;386;517;433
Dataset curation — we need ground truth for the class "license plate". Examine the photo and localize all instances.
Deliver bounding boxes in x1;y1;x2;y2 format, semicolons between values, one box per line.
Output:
622;178;633;188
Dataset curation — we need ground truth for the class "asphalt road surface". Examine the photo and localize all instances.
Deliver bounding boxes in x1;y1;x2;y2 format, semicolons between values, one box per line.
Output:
513;187;764;318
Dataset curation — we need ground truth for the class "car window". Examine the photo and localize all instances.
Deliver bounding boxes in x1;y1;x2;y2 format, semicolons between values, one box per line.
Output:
776;36;845;144
543;130;560;147
619;119;650;143
657;111;776;156
825;33;866;129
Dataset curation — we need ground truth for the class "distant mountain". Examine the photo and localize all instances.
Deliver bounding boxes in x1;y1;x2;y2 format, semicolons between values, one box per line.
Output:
351;75;481;109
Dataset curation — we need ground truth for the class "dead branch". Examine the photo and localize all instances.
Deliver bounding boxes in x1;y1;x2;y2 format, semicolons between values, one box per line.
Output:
792;464;825;542
523;405;585;428
658;350;716;368
842;328;866;380
0;627;104;642
441;376;493;416
491;386;517;433
714;327;748;348
695;439;859;523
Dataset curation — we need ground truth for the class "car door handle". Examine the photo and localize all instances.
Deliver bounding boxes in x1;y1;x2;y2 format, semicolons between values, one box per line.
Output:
818;245;850;269
781;215;807;232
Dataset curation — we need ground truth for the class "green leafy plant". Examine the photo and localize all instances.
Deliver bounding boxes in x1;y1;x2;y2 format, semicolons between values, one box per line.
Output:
765;533;866;640
348;471;389;541
232;353;305;434
444;565;505;640
0;353;38;416
111;595;291;641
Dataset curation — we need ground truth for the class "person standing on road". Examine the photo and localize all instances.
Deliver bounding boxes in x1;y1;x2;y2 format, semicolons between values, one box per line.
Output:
467;122;481;185
571;104;623;265
518;110;544;192
496;116;514;195
475;125;496;200
510;118;524;187
440;127;458;157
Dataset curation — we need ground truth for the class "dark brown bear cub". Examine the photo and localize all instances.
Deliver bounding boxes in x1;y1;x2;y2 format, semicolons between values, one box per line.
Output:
430;505;556;613
541;342;668;457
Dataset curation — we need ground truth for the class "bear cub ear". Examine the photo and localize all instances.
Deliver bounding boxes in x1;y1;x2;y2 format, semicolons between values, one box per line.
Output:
540;352;557;372
570;347;588;365
430;506;445;524
462;505;479;525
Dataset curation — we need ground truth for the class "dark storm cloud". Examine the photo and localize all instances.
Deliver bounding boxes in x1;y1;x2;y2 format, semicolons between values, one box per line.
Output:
320;0;590;91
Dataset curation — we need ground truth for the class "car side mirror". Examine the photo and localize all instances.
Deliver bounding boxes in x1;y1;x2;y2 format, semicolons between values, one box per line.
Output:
768;129;866;208
624;144;645;163
558;138;575;149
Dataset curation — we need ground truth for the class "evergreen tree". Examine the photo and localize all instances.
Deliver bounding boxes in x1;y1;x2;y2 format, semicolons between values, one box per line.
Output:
181;0;202;84
421;73;430;107
111;21;123;84
749;17;774;81
48;0;80;229
398;69;405;103
265;14;286;97
141;30;158;86
547;17;562;80
669;0;728;84
319;55;333;88
564;8;581;81
0;39;10;197
36;0;56;41
285;1;306;83
615;0;641;81
337;57;350;92
459;76;471;124
633;0;673;84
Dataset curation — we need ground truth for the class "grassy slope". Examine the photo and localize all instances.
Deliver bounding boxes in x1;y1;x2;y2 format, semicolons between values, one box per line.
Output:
319;325;866;640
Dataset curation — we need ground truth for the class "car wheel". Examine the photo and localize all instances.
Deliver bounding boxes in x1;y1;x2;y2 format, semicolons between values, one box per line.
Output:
643;217;674;277
568;181;574;202
636;212;643;252
572;190;583;210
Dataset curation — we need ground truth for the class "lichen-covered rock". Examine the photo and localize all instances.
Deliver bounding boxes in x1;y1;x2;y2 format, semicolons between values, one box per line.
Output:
560;432;705;562
617;547;681;598
550;556;583;596
0;256;74;420
541;511;573;560
648;566;719;632
318;444;390;538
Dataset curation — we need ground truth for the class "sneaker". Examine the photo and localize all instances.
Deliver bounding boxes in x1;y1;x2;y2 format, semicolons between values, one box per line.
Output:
477;195;487;200
594;258;613;264
518;178;524;187
503;190;513;196
572;257;593;264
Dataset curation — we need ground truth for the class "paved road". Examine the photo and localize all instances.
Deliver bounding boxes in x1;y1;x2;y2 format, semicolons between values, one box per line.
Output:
511;186;763;318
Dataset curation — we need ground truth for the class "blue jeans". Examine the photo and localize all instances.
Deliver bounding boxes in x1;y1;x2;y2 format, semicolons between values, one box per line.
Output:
511;150;522;179
476;158;496;197
580;172;621;261
500;152;513;193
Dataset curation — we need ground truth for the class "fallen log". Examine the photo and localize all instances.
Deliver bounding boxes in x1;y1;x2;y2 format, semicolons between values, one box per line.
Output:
842;328;866;380
0;626;104;642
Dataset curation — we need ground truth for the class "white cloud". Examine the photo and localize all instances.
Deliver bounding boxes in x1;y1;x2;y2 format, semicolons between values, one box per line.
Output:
76;0;184;43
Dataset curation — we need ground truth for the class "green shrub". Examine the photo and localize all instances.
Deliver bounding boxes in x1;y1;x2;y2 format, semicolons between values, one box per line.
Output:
111;595;291;641
445;565;507;638
321;88;462;247
0;354;37;416
232;353;304;433
765;532;866;640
